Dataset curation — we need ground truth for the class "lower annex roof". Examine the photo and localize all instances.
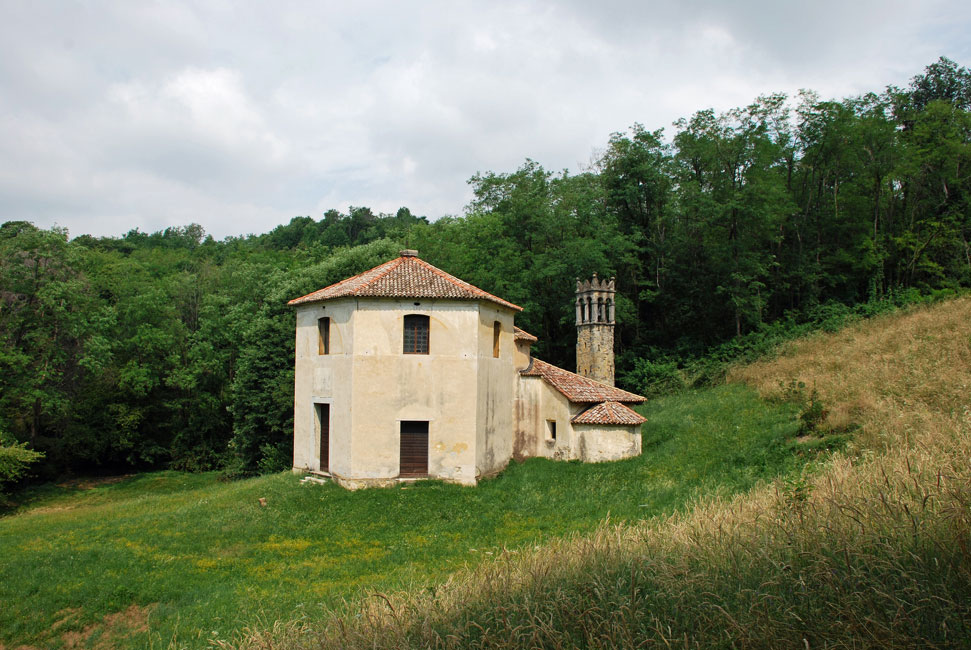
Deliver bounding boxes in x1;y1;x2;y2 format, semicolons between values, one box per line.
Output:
572;401;647;426
520;358;645;404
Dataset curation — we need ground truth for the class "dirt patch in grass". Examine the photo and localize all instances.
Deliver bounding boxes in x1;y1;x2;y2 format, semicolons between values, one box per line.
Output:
57;475;135;491
49;608;82;633
61;604;155;650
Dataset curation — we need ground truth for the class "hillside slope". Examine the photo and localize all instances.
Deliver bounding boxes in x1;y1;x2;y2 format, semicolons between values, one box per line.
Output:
238;297;971;649
1;386;806;649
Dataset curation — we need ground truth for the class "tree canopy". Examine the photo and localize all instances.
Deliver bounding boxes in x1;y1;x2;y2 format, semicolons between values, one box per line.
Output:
2;57;969;482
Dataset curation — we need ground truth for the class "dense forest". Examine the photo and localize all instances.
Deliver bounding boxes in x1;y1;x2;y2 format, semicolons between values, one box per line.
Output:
1;57;969;483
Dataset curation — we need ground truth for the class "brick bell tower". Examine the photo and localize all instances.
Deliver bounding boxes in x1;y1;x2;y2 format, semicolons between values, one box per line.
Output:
575;273;615;386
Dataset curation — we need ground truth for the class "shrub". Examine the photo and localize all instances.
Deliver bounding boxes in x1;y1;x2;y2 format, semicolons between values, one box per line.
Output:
0;431;45;494
623;358;685;397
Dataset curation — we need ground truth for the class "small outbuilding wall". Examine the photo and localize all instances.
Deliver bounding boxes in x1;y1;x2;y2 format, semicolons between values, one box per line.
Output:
574;425;642;463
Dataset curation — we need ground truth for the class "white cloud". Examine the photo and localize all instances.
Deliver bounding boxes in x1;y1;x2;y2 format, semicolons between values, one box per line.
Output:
0;0;969;239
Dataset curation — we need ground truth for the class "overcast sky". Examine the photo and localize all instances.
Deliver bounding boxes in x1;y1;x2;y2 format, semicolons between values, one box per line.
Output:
2;1;970;240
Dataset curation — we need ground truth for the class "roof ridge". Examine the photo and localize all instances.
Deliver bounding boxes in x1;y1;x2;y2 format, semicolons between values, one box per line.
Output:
366;255;405;287
416;257;516;307
286;257;396;305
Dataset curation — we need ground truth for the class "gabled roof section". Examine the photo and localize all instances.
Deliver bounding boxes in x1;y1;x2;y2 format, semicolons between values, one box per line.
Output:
514;326;538;343
520;358;645;404
572;401;646;426
287;250;522;312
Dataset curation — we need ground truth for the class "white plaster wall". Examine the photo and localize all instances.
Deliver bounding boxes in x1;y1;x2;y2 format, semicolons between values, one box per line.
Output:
474;305;516;478
574;425;642;462
346;299;481;484
293;299;355;475
512;375;580;461
513;339;532;371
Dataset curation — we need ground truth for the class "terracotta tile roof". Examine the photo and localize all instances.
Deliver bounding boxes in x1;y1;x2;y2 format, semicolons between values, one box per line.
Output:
520;358;645;404
288;251;522;311
572;401;646;426
514;326;538;342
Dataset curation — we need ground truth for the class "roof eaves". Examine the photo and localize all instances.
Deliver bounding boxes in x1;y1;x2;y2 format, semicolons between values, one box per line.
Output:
571;401;647;425
519;358;646;404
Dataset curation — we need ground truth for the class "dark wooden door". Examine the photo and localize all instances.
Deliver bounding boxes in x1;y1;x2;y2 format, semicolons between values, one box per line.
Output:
399;421;428;477
318;403;330;472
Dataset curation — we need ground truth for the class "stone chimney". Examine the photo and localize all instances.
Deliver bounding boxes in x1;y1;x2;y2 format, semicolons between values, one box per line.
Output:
575;273;615;385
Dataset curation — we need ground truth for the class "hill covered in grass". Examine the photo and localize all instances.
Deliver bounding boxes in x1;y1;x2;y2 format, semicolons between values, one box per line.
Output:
230;296;971;649
1;384;812;649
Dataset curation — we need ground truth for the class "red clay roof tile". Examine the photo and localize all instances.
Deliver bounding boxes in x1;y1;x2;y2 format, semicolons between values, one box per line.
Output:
288;253;522;311
520;358;645;403
571;401;647;425
514;326;538;342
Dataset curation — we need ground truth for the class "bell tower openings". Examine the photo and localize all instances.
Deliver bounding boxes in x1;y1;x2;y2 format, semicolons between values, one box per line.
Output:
575;274;615;386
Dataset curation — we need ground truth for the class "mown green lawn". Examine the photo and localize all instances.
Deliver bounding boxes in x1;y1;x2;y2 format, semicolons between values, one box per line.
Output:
0;384;817;649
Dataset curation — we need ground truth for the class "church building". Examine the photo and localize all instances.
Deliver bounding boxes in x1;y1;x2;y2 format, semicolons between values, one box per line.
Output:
288;250;645;489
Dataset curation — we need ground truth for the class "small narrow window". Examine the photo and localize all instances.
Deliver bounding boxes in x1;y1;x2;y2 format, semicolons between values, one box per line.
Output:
403;314;429;354
318;317;330;355
493;321;501;358
547;420;557;441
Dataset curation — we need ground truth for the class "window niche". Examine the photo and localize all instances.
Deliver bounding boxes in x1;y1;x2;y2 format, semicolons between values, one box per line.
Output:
546;419;557;442
318;317;330;355
493;321;501;358
403;314;429;354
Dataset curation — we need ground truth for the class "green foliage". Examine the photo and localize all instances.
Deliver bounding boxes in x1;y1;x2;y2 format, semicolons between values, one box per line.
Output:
622;357;685;397
0;431;44;494
2;56;970;479
227;239;402;475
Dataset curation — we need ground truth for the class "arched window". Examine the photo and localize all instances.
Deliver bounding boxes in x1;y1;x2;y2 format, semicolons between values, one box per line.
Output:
597;297;604;322
403;314;430;354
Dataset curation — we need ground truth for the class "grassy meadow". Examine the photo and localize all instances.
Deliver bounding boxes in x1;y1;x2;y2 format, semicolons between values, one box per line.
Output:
238;296;971;649
0;384;814;649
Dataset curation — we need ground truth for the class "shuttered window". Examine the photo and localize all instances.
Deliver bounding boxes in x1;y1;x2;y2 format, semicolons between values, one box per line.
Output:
399;421;429;477
403;314;429;354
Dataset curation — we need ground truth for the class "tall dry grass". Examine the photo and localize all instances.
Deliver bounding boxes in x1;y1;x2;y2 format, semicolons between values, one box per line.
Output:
228;298;971;649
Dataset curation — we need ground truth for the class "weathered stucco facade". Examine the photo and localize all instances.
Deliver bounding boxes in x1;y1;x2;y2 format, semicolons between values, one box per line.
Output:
290;251;646;489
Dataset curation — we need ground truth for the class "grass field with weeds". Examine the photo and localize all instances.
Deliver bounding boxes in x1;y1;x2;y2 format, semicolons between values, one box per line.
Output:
236;297;971;649
0;384;814;649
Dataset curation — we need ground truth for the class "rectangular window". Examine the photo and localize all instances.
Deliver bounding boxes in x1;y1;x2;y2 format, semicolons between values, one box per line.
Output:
547;419;557;441
403;314;429;354
493;321;501;358
318;317;330;355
